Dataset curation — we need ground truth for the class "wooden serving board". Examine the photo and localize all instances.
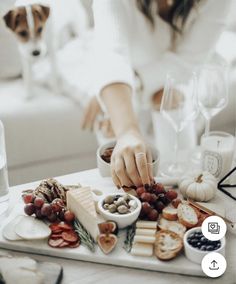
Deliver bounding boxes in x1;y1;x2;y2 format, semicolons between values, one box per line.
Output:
0;170;231;278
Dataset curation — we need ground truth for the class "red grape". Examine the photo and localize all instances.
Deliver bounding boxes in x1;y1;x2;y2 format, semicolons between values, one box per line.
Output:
155;200;165;213
34;197;44;208
35;208;43;219
23;193;34;204
150;193;157;203
140;192;151;202
136;187;146;197
172;198;182;208
58;210;65;221
24;204;35;216
166;190;178;201
153;183;165;194
51;198;64;213
41;203;52;216
148;209;159;221
47;212;58;222
64;210;75;223
158;193;170;205
141;202;152;215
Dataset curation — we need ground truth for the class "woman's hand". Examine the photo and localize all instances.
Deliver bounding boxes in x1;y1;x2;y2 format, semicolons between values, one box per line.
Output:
81;96;102;130
111;130;153;189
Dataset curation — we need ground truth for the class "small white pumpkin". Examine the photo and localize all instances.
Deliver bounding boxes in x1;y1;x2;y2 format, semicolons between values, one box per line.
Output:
179;171;217;202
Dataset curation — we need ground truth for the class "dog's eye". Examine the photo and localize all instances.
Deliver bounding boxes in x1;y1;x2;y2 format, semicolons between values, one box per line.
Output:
18;30;28;37
37;27;43;34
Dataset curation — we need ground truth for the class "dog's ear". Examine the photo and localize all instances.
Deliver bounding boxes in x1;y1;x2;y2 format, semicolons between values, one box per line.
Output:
3;10;15;30
40;5;50;20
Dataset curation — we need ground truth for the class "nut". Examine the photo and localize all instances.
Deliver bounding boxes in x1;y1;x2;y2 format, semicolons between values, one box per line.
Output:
129;200;137;209
108;204;117;213
116;197;127;207
104;195;114;204
117;205;128;214
103;203;109;210
123;194;131;201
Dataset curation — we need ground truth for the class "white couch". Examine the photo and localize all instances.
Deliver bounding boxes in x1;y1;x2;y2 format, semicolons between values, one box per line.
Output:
0;79;97;186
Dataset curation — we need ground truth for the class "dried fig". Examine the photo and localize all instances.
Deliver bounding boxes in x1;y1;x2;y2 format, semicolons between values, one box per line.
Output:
98;221;118;235
97;234;118;254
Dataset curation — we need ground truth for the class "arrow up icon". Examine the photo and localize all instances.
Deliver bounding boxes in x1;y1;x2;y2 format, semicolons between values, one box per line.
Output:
209;260;219;270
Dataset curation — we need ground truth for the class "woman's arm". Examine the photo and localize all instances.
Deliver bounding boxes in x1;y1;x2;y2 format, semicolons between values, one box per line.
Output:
100;83;152;188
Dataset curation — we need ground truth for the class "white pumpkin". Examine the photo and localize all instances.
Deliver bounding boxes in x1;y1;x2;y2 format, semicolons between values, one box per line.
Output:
179;171;217;202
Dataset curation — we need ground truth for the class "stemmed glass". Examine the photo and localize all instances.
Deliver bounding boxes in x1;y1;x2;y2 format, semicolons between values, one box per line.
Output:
190;63;229;164
160;73;199;177
197;64;228;136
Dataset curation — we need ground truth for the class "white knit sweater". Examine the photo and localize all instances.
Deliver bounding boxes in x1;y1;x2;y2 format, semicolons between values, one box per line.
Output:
90;0;231;104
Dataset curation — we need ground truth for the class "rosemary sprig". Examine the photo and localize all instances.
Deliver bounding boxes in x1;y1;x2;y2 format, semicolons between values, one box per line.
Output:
73;219;96;252
123;224;136;253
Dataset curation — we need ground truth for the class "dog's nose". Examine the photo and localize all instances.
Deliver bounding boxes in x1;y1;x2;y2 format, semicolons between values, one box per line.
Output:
32;50;40;56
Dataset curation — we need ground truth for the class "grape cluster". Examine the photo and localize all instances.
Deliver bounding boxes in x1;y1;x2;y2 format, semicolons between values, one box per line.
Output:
22;193;75;223
136;183;178;221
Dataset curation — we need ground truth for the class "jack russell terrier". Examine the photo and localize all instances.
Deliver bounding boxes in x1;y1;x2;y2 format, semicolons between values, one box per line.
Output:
3;4;59;99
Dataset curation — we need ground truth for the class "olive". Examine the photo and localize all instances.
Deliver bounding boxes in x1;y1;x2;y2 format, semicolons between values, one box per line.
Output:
104;195;115;204
117;205;128;214
108;204;117;213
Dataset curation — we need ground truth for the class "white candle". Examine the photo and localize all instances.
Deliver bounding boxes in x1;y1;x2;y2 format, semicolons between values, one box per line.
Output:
201;131;235;180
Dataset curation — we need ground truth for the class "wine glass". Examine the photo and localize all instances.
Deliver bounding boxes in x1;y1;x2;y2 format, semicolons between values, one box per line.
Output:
190;63;229;165
160;73;199;177
197;64;228;136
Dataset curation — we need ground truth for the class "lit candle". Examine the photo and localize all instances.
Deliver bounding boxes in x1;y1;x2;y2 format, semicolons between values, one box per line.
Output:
201;131;235;180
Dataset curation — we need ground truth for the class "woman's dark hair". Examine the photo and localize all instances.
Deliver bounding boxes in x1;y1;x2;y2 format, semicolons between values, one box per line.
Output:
137;0;201;31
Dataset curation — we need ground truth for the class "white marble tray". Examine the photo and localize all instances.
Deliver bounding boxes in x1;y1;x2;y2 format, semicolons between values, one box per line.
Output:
0;169;231;277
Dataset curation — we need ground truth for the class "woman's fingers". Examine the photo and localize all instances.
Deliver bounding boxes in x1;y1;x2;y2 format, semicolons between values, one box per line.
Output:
135;151;150;186
81;97;102;130
146;147;154;182
115;157;133;187
123;153;142;187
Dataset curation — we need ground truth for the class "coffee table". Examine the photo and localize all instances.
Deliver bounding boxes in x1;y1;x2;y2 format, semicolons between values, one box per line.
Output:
1;168;236;284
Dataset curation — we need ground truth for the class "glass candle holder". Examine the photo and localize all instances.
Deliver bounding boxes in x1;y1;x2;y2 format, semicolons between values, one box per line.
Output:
201;131;235;180
0;120;9;218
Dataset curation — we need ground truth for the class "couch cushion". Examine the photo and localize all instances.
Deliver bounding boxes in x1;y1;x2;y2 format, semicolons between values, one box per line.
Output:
0;79;97;168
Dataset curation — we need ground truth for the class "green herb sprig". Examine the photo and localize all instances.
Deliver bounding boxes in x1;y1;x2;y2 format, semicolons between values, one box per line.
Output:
74;219;96;252
123;224;136;253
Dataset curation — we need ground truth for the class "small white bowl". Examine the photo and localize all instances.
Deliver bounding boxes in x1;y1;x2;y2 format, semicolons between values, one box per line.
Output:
97;140;160;177
184;227;225;264
97;193;141;229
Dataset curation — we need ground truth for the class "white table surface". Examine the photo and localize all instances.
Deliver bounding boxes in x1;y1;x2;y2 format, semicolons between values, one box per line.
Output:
1;168;236;284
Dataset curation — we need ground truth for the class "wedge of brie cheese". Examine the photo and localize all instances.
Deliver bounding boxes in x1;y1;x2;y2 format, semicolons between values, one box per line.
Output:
67;186;99;241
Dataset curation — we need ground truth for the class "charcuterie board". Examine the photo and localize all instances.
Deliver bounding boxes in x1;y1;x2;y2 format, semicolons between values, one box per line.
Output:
0;170;232;277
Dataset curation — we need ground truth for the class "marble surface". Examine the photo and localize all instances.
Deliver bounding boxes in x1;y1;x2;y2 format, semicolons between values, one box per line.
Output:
1;169;236;284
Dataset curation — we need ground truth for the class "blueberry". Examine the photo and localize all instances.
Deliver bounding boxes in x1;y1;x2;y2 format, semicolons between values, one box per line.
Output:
206;245;214;251
200;236;207;243
200;245;207;251
216;242;221;248
197;242;202;248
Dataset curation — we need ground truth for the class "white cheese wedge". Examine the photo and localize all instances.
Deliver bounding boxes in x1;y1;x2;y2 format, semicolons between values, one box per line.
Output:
67;187;99;241
136;221;157;229
131;242;153;257
133;235;156;244
135;228;156;236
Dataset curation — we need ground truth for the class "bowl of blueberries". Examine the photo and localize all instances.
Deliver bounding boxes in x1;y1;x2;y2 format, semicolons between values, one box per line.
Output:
183;227;225;264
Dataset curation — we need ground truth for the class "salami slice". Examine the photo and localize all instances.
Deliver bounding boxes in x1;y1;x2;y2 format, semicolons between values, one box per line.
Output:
58;241;70;248
69;240;80;248
48;238;64;248
50;233;63;240
58;222;73;231
62;231;79;243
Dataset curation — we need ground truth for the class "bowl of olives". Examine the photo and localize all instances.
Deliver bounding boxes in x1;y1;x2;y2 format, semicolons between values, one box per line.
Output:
97;193;141;229
184;227;225;264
